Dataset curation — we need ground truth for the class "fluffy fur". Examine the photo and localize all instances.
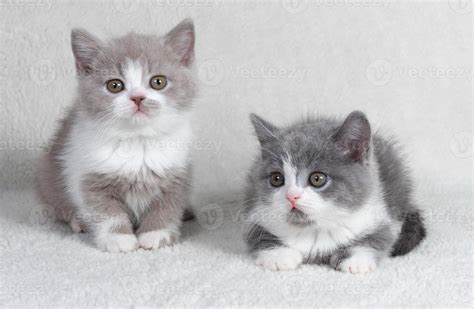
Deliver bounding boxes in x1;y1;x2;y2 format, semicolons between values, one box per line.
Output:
37;19;197;252
244;111;426;273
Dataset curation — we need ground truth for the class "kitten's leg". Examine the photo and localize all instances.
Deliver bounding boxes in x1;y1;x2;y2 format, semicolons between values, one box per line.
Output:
330;225;395;274
247;224;303;271
136;173;188;250
332;247;379;274
81;174;138;253
37;152;85;232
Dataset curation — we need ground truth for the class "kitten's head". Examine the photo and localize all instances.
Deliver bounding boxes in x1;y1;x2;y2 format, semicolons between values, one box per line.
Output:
249;111;375;228
71;19;196;128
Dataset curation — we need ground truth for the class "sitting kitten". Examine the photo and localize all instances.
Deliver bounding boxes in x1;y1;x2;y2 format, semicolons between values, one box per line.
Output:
244;111;426;273
37;19;196;252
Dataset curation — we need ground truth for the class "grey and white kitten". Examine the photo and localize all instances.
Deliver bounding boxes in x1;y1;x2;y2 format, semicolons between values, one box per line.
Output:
244;111;426;273
37;19;197;252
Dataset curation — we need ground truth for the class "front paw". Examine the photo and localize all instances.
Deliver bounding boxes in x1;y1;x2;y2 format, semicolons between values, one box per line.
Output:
96;233;139;253
339;248;377;274
256;247;303;271
138;229;179;250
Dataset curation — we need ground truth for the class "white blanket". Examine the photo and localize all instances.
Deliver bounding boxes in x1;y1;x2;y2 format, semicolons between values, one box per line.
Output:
0;181;472;306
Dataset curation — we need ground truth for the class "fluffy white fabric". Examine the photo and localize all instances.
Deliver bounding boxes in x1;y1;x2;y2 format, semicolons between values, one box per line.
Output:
0;184;472;306
0;0;471;307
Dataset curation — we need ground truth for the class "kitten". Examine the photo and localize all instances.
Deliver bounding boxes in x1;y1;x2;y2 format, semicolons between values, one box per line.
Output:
244;111;426;273
37;19;197;253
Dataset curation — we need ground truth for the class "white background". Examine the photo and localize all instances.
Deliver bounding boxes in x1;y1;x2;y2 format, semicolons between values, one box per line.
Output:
0;0;472;307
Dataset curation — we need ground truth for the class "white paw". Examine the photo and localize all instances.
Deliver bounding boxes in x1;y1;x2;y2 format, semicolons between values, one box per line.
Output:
97;233;139;253
256;247;303;271
138;229;179;250
69;217;85;233
339;248;377;274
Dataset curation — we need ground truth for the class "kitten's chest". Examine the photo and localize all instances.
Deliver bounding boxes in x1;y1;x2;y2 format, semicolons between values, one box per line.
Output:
279;226;358;258
94;139;182;177
72;126;191;179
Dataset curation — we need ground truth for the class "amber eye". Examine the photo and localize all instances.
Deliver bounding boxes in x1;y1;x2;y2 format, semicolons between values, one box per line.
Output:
270;172;285;187
309;172;327;188
150;75;167;90
106;79;124;93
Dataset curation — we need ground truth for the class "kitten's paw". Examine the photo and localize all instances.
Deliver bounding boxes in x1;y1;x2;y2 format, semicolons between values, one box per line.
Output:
97;233;139;253
339;248;377;274
138;229;179;250
69;217;85;233
256;247;303;271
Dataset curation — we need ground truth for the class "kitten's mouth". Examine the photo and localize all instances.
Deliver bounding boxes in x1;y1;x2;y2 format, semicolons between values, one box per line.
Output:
287;208;314;226
132;108;149;117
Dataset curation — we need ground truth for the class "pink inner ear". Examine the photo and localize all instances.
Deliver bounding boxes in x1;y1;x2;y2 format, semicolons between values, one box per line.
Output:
173;30;194;66
164;20;195;66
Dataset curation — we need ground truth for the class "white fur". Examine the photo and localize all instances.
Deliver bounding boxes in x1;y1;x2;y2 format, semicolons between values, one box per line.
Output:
69;217;83;233
96;233;139;253
138;225;179;250
255;247;303;271
339;247;378;274
61;60;192;236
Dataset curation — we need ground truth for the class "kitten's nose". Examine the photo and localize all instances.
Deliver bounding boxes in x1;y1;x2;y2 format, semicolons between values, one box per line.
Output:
286;194;301;207
130;95;145;106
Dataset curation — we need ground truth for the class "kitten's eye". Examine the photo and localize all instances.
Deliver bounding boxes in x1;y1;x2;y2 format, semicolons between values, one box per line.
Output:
106;79;124;93
309;172;327;188
150;75;167;90
270;172;285;187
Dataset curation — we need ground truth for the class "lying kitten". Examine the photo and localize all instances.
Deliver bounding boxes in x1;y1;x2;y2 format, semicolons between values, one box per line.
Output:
244;111;426;273
37;19;196;252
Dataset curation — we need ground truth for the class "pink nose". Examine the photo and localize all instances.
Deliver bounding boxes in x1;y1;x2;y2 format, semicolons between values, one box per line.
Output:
130;95;145;106
286;194;301;206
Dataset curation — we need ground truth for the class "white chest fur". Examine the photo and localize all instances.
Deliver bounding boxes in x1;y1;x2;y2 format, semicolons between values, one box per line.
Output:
61;114;192;215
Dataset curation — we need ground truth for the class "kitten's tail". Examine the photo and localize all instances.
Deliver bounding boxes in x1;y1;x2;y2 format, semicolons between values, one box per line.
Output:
390;211;426;257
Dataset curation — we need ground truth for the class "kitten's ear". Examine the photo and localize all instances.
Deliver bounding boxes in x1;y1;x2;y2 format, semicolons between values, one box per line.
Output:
250;113;279;146
332;111;371;162
163;18;195;66
71;28;102;74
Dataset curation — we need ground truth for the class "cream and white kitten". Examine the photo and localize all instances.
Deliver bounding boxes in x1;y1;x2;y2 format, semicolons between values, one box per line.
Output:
37;19;197;253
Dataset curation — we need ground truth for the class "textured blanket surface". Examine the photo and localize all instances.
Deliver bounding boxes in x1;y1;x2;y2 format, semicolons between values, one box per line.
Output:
1;182;472;307
0;0;472;307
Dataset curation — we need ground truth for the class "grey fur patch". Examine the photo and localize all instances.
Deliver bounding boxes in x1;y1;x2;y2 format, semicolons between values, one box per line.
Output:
81;173;135;234
136;168;189;233
246;224;283;253
391;211;426;256
36;109;78;225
